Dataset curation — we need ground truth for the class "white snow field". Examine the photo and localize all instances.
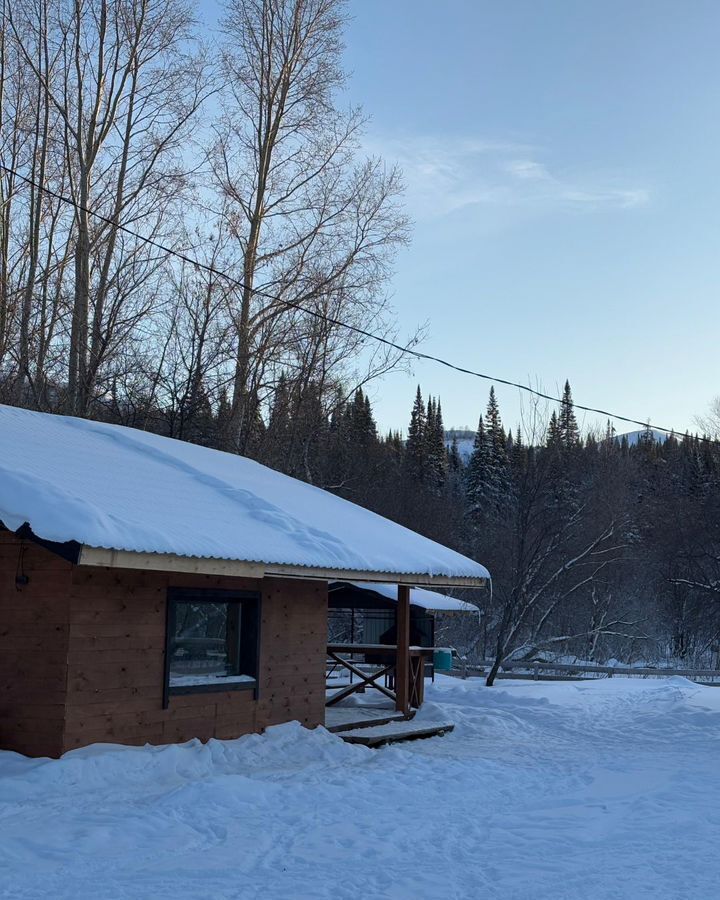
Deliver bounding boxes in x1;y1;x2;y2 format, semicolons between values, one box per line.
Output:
3;676;720;900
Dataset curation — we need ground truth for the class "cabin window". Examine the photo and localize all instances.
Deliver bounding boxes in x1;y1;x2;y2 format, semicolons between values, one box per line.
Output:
164;589;260;705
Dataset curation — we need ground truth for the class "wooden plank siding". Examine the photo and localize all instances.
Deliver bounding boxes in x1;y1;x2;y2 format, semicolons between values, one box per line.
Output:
0;533;328;757
0;533;73;756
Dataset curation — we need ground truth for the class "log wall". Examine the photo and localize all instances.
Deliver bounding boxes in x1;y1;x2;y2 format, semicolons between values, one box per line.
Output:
0;533;328;756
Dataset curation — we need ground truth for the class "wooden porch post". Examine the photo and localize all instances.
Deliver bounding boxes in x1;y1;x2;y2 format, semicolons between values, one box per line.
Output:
396;584;410;714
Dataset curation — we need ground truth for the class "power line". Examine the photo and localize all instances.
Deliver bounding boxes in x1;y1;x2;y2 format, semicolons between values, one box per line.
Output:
0;161;701;440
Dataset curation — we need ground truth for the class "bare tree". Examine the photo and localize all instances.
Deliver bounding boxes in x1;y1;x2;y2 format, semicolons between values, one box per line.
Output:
467;409;632;686
213;0;409;452
695;396;720;440
0;0;32;380
146;233;237;441
8;0;209;414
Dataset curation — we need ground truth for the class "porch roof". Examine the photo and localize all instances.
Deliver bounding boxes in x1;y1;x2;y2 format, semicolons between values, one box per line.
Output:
329;581;481;612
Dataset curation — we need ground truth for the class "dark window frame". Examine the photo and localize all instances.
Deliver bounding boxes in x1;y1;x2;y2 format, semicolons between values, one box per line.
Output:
163;588;261;708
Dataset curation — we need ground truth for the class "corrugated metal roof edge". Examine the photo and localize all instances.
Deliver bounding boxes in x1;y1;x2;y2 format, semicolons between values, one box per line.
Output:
78;546;490;588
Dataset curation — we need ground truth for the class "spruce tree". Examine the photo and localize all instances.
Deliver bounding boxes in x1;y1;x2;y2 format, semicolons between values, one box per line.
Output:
466;389;510;516
484;386;508;508
558;380;580;449
363;393;377;442
466;414;488;515
347;388;377;449
405;385;427;480
638;422;655;449
485;387;507;470
434;397;447;483
386;429;404;459
425;396;447;489
511;424;527;474
448;435;462;472
266;374;292;468
547;410;561;447
425;395;436;462
601;420;616;455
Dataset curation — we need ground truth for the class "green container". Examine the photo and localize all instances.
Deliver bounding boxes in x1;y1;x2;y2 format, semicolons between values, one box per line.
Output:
433;648;453;672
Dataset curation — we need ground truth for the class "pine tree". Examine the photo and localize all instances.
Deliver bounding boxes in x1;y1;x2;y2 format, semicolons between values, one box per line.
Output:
510;424;527;473
638;422;655;449
465;389;510;516
286;380;326;481
363;393;377;442
405;385;427;480
346;388;377;449
386;429;404;459
448;435;461;472
485;386;507;471
466;414;488;514
265;374;292;468
484;387;508;509
424;395;435;461
547;410;561;447
558;380;580;449
324;394;346;488
424;396;447;489
432;398;448;485
600;419;616;455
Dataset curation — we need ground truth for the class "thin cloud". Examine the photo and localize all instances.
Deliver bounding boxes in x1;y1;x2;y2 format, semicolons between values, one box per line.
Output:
562;187;650;209
365;133;650;222
504;159;551;181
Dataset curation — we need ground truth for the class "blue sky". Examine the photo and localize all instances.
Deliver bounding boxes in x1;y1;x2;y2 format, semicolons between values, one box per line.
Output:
339;0;720;436
198;0;719;437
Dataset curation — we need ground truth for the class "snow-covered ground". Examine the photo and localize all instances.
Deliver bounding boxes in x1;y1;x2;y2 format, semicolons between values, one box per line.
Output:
3;676;720;899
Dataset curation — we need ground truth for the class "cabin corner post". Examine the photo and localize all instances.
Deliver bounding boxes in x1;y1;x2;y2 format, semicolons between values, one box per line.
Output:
395;584;411;714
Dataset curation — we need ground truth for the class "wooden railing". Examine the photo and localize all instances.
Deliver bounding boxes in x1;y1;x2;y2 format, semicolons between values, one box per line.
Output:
326;643;433;709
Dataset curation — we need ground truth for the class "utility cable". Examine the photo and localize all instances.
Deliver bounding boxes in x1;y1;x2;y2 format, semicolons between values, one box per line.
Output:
0;161;707;440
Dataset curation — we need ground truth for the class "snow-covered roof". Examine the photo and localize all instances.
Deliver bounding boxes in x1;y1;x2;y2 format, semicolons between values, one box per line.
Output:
340;582;480;613
0;405;489;585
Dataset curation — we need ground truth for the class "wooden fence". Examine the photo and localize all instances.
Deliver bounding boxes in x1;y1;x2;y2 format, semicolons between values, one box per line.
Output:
452;660;720;685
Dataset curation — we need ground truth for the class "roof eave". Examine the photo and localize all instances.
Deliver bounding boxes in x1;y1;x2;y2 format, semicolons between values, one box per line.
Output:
77;546;488;589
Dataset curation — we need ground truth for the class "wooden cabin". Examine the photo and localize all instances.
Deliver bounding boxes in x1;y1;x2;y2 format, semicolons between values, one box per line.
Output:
0;405;488;758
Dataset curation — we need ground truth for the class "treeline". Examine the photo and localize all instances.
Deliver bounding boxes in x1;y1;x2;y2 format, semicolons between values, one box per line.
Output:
232;375;720;677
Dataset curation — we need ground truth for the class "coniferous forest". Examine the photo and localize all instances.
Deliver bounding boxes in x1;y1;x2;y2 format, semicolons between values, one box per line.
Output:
263;378;720;676
262;378;720;678
239;375;720;677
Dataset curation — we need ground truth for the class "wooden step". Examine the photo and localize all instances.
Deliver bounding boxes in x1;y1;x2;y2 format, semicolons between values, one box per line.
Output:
336;719;454;747
325;706;412;733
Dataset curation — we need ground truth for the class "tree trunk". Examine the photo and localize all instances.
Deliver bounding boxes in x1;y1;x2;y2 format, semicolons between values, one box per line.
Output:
68;176;91;415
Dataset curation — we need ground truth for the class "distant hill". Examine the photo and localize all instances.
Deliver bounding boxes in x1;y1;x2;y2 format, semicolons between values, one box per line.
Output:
444;427;670;460
445;429;475;461
616;429;669;446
